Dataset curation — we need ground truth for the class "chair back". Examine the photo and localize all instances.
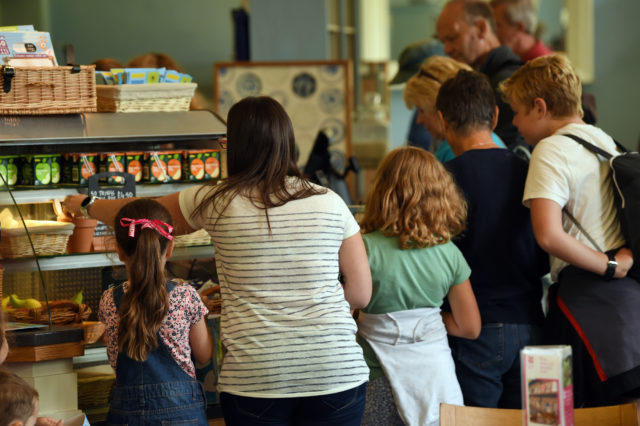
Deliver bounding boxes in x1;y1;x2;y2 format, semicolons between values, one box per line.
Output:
440;402;639;426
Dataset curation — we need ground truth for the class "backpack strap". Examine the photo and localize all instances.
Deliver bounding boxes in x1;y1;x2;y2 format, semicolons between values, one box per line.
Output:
562;207;603;252
562;134;616;159
560;133;624;253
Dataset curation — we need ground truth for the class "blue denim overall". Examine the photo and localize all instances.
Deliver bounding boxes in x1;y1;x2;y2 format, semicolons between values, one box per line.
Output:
107;282;208;425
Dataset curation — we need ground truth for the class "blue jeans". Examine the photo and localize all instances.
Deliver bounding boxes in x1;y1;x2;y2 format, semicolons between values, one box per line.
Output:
449;323;541;408
220;383;367;426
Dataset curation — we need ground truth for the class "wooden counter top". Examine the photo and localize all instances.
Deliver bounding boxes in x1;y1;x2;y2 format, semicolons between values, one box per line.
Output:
6;341;84;363
6;324;85;362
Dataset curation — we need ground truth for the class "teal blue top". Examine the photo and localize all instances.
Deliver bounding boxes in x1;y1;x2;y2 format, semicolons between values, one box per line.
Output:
435;132;506;163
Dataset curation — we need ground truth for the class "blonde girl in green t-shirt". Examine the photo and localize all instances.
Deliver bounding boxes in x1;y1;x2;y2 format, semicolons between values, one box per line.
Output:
358;147;481;426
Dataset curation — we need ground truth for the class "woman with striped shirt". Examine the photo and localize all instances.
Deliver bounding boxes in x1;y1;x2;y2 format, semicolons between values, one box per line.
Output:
64;96;372;425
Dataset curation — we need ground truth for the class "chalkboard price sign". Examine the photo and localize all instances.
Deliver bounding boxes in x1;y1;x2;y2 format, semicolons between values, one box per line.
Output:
87;172;136;199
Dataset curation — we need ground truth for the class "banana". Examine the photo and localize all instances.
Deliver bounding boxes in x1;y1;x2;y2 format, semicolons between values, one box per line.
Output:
8;294;42;309
24;298;42;309
10;294;25;308
2;296;9;309
71;290;83;305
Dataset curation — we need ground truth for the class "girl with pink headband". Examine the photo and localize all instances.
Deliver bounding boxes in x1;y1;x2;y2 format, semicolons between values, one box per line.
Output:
98;198;212;424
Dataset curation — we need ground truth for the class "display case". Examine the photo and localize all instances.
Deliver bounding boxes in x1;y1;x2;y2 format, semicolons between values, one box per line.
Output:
0;111;226;420
0;111;226;274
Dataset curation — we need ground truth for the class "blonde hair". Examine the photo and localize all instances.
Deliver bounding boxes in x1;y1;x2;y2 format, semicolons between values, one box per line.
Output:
360;147;467;249
403;55;472;113
499;53;583;118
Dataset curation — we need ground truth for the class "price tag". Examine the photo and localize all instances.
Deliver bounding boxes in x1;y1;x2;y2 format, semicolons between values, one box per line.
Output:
87;172;136;200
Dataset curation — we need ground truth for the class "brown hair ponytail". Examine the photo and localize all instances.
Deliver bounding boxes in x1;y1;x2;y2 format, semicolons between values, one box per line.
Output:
114;199;173;361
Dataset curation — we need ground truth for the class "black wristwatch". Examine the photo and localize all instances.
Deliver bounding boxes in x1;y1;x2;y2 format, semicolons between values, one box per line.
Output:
80;195;98;218
604;252;618;280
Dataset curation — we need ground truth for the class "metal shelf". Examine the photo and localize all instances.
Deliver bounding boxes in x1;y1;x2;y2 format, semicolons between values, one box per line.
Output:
0;182;208;205
0;111;226;148
1;245;214;273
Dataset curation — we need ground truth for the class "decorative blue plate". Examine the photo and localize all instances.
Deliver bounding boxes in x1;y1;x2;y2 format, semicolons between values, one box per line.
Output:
292;72;317;98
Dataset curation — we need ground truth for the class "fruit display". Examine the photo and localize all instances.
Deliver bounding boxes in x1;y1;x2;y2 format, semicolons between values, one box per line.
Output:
4;290;91;325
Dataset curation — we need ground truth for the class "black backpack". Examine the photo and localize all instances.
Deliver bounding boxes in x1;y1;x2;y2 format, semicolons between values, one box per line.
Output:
563;134;640;277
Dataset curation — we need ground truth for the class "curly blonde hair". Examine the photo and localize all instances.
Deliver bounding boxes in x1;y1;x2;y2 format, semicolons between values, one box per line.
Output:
403;55;472;113
360;147;467;249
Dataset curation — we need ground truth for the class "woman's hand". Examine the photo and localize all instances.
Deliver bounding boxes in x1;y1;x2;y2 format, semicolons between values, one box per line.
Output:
614;248;634;279
62;194;88;218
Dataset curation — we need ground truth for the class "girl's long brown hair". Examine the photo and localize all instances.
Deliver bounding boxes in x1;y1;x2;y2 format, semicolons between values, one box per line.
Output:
360;147;467;249
114;199;173;361
191;96;325;229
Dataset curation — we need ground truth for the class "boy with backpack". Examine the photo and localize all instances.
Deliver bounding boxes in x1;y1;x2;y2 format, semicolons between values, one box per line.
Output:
500;53;640;407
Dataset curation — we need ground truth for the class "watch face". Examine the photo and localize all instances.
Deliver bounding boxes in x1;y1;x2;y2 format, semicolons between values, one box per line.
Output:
81;196;94;207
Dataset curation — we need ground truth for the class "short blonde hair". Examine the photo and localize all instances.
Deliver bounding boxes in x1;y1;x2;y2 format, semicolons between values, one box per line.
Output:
499;53;583;118
360;147;467;249
403;55;472;113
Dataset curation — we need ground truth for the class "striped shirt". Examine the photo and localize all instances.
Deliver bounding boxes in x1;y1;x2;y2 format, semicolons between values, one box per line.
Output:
179;179;369;397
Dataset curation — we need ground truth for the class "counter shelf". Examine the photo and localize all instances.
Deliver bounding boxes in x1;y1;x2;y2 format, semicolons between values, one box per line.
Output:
1;245;214;273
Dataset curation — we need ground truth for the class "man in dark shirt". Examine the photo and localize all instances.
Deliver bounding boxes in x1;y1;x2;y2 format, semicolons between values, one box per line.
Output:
436;69;549;408
436;0;528;157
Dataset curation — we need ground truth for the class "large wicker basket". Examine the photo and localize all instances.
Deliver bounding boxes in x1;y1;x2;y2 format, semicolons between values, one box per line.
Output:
96;83;197;112
0;220;74;259
77;365;116;410
8;300;91;324
0;65;97;115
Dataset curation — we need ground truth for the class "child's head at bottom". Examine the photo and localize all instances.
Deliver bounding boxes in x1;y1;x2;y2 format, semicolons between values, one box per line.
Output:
0;370;39;426
360;146;467;249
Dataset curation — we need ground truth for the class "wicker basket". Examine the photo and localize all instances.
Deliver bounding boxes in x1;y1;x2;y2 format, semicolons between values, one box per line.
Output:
82;321;106;344
8;300;91;325
200;285;221;316
174;228;212;248
0;265;3;301
77;366;116;410
96;83;197;112
0;65;97;115
0;220;74;259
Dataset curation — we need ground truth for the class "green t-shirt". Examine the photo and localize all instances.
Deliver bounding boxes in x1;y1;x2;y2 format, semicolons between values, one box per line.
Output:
357;231;471;379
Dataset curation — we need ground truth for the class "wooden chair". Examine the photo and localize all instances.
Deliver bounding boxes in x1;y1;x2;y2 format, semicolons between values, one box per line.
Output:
440;402;639;426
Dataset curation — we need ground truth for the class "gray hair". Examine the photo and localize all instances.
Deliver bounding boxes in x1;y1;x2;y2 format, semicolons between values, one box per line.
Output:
491;0;538;35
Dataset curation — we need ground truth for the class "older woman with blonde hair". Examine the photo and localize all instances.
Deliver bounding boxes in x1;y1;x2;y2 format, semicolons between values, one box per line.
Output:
403;55;506;162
